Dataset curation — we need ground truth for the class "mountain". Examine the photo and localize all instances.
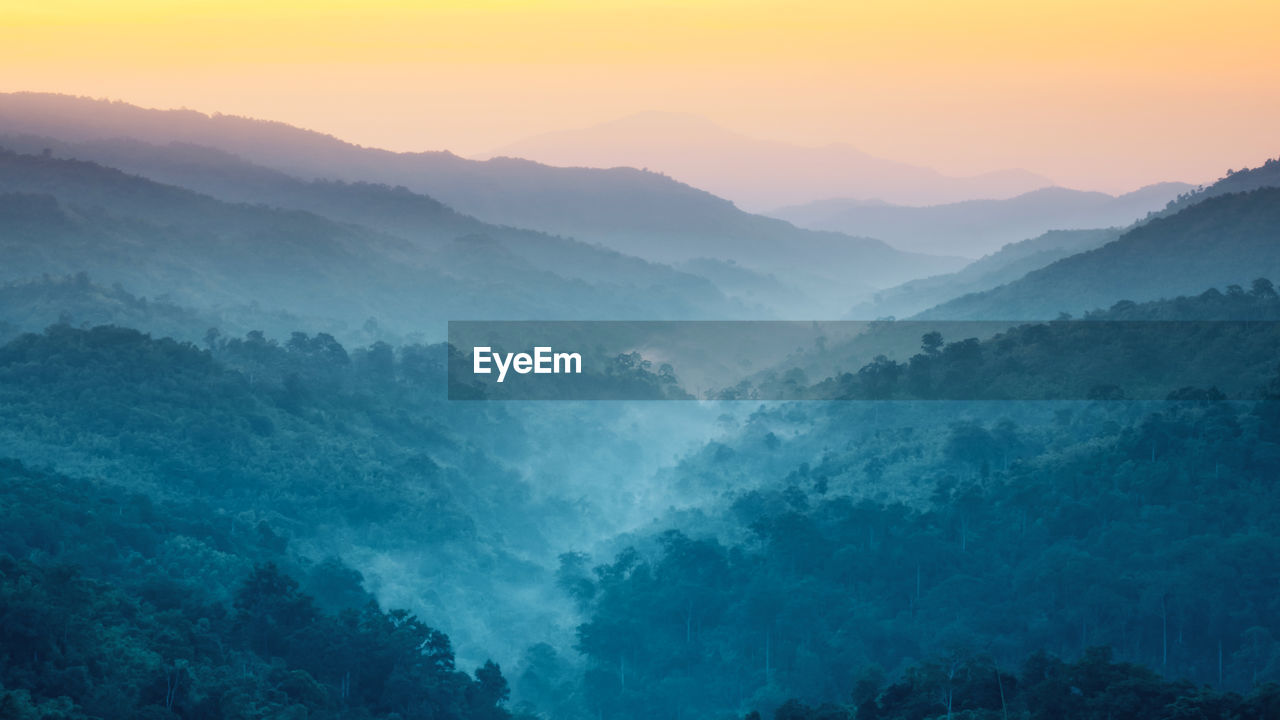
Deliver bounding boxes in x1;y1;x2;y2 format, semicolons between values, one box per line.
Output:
917;185;1280;320
772;184;1191;257
0;322;576;697
841;160;1276;321
0;94;968;313
0;274;312;345
1151;157;1280;219
846;228;1122;319
676;258;817;316
482;111;1052;211
560;278;1280;718
0;149;745;335
0;133;727;295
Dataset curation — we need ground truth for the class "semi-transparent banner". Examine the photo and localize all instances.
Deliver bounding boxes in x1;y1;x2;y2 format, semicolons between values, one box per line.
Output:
446;320;1280;401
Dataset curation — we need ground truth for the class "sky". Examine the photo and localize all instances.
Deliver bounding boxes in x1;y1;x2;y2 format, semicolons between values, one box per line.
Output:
2;0;1278;192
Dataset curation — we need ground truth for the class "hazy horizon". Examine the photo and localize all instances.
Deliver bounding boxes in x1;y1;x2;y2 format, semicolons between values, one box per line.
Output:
5;0;1278;194
1;91;1257;208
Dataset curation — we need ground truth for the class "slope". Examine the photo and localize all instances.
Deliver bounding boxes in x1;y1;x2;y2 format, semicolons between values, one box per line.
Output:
0;133;721;295
772;184;1190;257
0;149;744;334
917;187;1280;320
846;228;1122;320
0;93;967;310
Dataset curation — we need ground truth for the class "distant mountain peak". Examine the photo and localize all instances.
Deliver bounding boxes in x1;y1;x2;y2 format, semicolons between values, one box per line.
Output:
771;182;1193;256
483;111;1052;211
607;111;727;129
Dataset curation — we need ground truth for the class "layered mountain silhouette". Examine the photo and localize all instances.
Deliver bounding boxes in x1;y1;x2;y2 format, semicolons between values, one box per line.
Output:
482;111;1052;211
917;184;1280;320
0;94;969;315
5;93;1269;330
845;158;1280;321
0;135;713;293
0;149;746;335
847;228;1123;320
1152;158;1280;219
773;184;1191;257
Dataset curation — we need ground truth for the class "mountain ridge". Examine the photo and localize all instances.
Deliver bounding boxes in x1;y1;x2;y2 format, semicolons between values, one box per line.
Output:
915;185;1280;320
0;148;747;335
483;110;1052;211
0;93;969;314
773;182;1192;256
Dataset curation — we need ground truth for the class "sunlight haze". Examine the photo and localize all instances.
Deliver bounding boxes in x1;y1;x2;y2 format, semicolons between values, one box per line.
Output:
3;0;1278;192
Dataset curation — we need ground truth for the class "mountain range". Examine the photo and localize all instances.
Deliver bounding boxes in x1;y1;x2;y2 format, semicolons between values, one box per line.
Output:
846;228;1124;319
2;93;1276;332
844;158;1280;321
0;94;969;316
481;110;1049;210
5;90;1280;720
482;111;1052;211
917;186;1280;320
772;184;1191;257
0;149;744;336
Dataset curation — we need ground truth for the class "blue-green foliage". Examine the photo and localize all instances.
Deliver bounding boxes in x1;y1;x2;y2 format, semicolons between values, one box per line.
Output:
0;460;510;719
562;290;1280;718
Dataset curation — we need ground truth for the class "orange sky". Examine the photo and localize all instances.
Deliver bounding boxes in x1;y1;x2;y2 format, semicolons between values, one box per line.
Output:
2;0;1278;191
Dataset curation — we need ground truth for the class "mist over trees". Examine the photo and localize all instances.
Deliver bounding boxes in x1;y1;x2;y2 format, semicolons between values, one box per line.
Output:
2;98;1280;719
8;285;1280;717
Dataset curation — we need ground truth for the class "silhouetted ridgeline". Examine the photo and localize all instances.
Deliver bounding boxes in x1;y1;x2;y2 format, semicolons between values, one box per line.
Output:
0;148;747;336
772;183;1187;257
0;93;970;316
919;186;1280;320
1151;157;1280;220
847;228;1123;321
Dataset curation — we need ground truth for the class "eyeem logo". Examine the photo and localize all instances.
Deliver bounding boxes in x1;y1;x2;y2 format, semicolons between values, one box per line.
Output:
472;346;583;383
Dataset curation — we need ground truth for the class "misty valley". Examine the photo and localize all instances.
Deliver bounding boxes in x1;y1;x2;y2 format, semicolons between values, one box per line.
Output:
2;93;1280;720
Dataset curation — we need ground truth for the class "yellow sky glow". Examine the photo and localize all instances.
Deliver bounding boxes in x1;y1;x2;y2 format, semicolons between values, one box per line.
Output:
2;0;1278;190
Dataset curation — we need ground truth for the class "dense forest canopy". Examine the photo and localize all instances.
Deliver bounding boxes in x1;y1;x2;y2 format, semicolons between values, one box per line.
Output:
0;459;511;720
6;274;1280;717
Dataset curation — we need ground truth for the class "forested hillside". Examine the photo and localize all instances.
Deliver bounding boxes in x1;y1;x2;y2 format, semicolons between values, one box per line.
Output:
554;286;1280;718
0;274;309;345
0;460;511;720
6;276;1280;717
0;324;599;686
1152;158;1280;220
850;157;1280;323
0;149;743;334
2;92;1278;720
919;187;1280;320
847;229;1121;320
0;134;758;300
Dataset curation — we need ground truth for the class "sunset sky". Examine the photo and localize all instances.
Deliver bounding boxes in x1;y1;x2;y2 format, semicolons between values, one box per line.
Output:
2;0;1278;192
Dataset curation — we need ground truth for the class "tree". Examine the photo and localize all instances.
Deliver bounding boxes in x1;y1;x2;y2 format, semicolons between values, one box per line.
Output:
234;563;317;658
921;331;944;356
